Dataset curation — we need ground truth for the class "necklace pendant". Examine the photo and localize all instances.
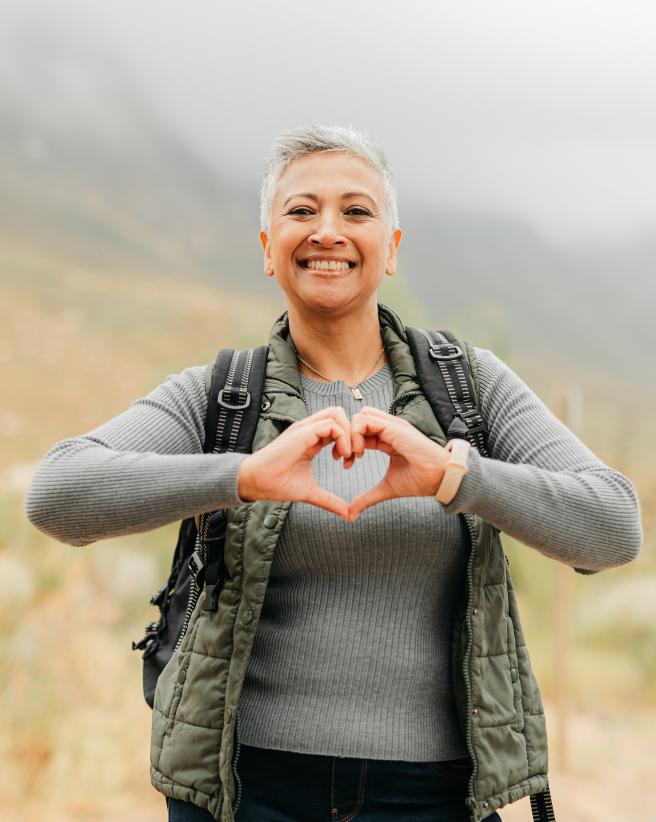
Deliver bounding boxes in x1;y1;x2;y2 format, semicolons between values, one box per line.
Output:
351;386;363;401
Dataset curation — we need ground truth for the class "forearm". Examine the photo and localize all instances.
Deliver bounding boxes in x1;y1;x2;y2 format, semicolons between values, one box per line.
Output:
24;364;248;547
25;438;248;546
444;347;644;571
444;449;642;571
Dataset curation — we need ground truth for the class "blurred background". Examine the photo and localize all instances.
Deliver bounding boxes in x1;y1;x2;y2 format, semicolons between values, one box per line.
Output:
1;1;654;819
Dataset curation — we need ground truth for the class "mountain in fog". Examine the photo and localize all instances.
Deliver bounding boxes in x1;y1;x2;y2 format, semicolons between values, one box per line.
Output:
399;211;656;376
1;26;654;379
0;26;261;280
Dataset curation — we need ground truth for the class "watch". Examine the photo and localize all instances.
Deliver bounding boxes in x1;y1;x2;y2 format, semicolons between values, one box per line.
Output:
435;438;471;505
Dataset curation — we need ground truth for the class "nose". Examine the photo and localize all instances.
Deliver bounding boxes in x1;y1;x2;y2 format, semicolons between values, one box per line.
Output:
308;211;346;247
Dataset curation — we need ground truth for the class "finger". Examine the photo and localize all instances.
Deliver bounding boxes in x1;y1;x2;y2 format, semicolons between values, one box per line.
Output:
352;405;397;422
353;406;412;430
354;405;390;417
304;485;350;521
362;435;395;456
305;419;352;459
342;451;357;469
348;481;395;521
351;415;388;456
316;419;352;458
296;406;352;441
351;426;364;456
332;442;355;466
351;432;389;457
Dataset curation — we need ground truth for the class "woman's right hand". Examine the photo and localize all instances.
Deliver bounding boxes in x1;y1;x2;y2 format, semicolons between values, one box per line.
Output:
236;407;353;520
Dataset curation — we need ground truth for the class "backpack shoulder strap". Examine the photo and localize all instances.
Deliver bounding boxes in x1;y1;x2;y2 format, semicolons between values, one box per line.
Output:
203;345;269;454
196;344;269;612
405;327;490;457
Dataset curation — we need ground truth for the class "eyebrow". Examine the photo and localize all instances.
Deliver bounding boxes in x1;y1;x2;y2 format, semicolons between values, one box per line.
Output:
282;191;378;208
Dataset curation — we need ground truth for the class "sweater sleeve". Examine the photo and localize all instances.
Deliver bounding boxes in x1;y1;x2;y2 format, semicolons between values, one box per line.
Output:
24;365;248;547
443;348;643;572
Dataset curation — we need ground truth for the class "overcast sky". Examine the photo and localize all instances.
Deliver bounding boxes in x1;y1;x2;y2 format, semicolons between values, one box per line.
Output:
2;0;655;244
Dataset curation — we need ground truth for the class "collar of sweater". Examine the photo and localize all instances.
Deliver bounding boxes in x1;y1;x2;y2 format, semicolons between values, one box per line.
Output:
264;302;423;411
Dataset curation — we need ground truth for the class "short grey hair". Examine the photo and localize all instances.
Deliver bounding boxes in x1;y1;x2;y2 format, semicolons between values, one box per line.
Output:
259;124;399;234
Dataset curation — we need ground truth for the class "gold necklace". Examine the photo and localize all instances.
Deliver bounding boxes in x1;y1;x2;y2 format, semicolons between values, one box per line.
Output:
296;343;386;401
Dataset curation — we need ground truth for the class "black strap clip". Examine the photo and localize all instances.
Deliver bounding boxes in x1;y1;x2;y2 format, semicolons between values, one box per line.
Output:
132;616;166;658
456;408;486;437
203;581;222;612
428;343;464;361
217;388;251;410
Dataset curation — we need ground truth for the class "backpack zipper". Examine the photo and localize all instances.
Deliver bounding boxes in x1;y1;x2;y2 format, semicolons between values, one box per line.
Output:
172;516;210;655
172;583;199;655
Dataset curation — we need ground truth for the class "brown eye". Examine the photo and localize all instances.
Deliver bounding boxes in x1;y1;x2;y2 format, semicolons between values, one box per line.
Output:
288;207;314;216
346;207;371;216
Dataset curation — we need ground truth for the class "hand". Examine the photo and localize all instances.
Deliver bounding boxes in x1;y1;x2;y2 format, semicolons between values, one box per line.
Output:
348;406;449;521
237;407;354;520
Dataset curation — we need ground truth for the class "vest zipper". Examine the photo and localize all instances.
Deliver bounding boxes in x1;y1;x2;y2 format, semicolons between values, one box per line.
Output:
462;513;478;813
388;389;423;415
263;387;303;399
232;710;243;816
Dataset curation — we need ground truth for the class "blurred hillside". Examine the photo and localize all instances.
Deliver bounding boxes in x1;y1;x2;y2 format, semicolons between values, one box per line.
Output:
1;24;655;380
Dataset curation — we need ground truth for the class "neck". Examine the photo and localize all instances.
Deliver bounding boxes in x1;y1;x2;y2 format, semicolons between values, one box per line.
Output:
288;299;387;386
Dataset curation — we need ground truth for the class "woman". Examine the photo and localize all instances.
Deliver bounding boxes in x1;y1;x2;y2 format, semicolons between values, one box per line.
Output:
25;125;643;822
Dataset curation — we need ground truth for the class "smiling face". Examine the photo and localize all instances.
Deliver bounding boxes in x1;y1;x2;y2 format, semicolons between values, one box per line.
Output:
260;151;402;317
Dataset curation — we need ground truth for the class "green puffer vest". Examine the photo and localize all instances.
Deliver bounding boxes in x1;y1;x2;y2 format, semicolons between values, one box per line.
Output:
150;303;549;822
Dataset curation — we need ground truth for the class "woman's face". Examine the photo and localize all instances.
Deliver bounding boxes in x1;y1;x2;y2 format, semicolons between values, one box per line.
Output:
260;151;402;316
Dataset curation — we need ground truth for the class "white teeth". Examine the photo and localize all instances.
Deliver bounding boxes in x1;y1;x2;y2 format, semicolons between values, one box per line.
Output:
306;260;351;271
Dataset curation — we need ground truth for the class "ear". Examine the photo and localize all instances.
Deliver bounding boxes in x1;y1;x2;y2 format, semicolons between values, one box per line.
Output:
260;230;274;277
384;228;403;276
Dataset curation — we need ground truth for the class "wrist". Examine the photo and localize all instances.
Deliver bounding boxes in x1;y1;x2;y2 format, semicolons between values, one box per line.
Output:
237;456;257;502
430;443;449;495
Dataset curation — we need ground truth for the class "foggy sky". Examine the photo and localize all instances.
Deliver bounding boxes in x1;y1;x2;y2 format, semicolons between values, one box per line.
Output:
2;0;655;243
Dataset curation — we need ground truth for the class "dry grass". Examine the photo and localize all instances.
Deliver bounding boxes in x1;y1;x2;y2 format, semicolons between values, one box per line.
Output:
2;259;655;820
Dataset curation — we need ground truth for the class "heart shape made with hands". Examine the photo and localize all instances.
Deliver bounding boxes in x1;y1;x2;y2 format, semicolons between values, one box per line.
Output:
238;406;449;522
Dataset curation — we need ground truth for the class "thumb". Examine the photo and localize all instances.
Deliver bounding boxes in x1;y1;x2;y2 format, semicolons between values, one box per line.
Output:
348;481;394;522
304;485;350;521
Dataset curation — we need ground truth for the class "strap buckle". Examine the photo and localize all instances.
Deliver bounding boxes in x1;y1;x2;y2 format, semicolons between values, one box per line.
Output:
217;388;251;411
428;343;464;361
149;583;168;608
458;408;485;437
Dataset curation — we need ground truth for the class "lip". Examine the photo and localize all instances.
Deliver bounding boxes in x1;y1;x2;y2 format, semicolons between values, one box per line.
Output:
306;268;352;278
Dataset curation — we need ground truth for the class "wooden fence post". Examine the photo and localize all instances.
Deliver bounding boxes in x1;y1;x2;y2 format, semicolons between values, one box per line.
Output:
554;386;583;772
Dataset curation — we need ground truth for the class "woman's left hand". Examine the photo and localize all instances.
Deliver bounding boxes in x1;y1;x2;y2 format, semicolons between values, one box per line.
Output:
348;406;449;521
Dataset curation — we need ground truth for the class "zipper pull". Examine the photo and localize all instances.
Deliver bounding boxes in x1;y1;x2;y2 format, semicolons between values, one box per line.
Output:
187;549;207;588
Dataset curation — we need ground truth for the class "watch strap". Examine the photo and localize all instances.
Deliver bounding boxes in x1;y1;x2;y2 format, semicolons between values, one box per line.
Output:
436;438;471;505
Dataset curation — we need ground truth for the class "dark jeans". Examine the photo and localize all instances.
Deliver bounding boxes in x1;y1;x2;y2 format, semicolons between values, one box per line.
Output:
166;743;502;821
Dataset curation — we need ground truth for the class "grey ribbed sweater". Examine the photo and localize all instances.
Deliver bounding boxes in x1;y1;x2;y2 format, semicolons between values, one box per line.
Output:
24;347;643;761
239;364;470;760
